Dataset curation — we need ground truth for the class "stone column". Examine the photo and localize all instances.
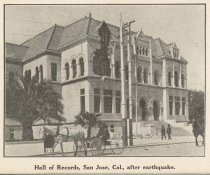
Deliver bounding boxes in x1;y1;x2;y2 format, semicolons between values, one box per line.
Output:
172;97;175;119
162;89;167;121
172;63;175;87
180;97;182;116
112;90;116;113
179;64;182;88
162;58;166;87
186;95;189;119
100;89;104;113
77;61;81;77
149;39;153;85
111;44;116;78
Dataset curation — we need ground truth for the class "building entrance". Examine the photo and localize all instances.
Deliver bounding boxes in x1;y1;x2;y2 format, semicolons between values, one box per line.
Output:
153;100;159;121
139;98;147;121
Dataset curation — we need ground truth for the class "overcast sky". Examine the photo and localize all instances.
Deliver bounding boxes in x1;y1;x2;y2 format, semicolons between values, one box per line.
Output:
5;5;205;91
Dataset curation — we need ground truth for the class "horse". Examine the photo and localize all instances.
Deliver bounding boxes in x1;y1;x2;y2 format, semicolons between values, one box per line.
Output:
192;117;205;146
42;125;87;156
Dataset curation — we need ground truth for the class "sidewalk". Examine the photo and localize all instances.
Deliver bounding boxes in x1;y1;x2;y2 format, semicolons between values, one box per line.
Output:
132;135;195;148
5;135;196;157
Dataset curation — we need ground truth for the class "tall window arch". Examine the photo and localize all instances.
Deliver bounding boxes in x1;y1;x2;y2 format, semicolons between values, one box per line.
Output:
39;65;43;82
168;72;172;86
145;48;148;56
143;68;148;84
174;71;179;87
181;74;185;88
28;70;31;81
143;48;145;55
72;59;77;78
65;63;69;80
154;70;159;85
115;61;120;78
139;46;142;55
136;46;139;55
125;65;128;80
79;57;84;76
35;67;39;82
137;66;142;83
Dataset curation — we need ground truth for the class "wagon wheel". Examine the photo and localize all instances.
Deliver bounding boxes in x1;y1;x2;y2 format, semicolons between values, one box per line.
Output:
110;134;123;154
73;142;84;156
90;138;105;156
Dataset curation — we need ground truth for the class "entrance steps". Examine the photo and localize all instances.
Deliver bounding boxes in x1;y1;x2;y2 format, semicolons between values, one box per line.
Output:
133;120;193;138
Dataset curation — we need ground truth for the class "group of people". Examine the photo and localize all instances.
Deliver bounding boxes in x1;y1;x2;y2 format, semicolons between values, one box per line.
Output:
161;124;172;140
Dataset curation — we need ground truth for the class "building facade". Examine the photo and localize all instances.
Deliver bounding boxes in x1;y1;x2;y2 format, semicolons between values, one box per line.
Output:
6;14;189;134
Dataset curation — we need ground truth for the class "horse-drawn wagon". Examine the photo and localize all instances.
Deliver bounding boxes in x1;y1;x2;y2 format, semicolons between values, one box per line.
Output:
73;133;123;156
43;126;123;156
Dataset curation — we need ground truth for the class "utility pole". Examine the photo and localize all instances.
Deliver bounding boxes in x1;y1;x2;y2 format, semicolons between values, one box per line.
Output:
120;14;135;146
132;35;138;136
120;14;127;146
127;20;135;146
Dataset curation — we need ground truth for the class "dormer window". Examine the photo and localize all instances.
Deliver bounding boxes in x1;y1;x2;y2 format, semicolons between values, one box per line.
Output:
173;47;179;58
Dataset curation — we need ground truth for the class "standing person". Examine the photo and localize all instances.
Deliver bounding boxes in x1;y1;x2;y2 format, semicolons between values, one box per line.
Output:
97;124;110;144
161;125;166;140
167;124;172;140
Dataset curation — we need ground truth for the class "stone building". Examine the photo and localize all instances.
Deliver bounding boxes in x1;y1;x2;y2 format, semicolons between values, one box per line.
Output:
5;13;189;134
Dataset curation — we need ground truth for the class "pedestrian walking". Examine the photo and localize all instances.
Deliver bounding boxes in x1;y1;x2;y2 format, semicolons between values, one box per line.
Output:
167;124;172;140
161;125;166;140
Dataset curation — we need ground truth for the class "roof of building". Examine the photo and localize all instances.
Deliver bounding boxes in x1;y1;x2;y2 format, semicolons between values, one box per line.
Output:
6;43;28;62
5;118;22;126
5;13;187;63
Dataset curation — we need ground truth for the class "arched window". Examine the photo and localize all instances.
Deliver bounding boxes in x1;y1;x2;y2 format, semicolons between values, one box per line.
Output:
39;65;43;82
125;65;128;80
35;67;39;82
137;66;142;83
174;71;179;87
154;70;159;85
28;70;31;81
72;59;77;78
143;48;145;55
79;57;84;76
139;46;142;55
168;72;172;86
65;63;69;80
136;45;139;55
139;98;147;121
145;48;148;56
24;70;28;80
143;68;148;84
181;74;185;88
115;61;120;78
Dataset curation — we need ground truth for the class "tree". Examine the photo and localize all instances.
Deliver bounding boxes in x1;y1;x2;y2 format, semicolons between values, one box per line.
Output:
189;90;205;122
74;111;102;139
6;74;64;140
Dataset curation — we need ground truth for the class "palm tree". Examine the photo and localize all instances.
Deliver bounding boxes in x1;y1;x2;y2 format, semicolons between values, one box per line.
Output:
6;73;65;140
74;111;102;139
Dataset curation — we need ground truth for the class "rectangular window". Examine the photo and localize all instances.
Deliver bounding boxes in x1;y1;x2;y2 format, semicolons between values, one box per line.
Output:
182;97;186;115
94;88;100;113
104;90;112;113
169;96;173;115
80;89;85;112
175;97;180;115
116;91;121;113
51;63;57;81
